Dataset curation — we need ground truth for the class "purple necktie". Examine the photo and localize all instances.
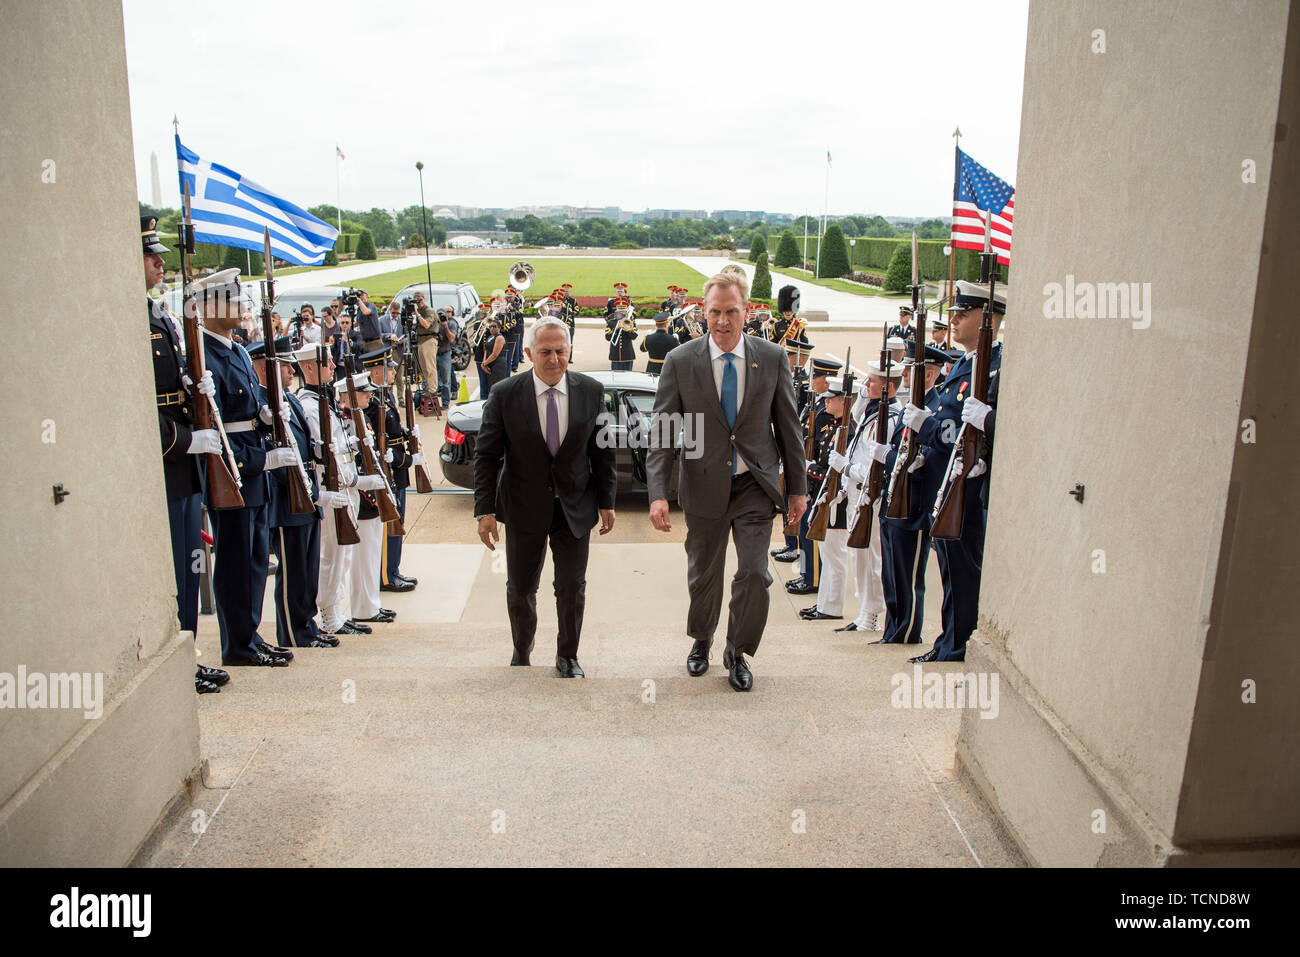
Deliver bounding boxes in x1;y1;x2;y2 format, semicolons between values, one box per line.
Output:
545;387;560;456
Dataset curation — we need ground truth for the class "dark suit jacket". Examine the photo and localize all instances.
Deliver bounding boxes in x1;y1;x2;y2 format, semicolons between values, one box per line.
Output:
473;370;617;538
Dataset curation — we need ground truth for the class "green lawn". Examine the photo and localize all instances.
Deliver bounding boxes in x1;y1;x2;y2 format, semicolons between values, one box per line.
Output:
763;263;904;299
350;257;714;300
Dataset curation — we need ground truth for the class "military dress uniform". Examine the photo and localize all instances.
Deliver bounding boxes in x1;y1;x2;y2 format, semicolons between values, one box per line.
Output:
804;377;856;620
342;374;387;623
911;283;1003;662
200;314;281;667
605;297;638;370
375;374;414;591
785;356;840;594
503;294;525;373
254;345;333;649
640;316;678;375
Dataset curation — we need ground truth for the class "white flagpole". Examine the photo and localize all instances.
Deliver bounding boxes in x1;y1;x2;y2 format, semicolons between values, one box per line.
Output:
335;147;342;237
803;208;809;269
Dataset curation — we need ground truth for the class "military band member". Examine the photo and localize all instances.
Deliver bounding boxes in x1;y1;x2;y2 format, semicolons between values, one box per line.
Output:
769;284;805;346
785;356;840;595
143;219;229;693
605;296;638;370
249;339;338;649
873;342;952;645
195;269;292;668
905;279;1005;663
557;285;577;340
743;301;765;338
800;375;853;620
834;361;903;632
605;281;630;318
502;285;525;374
640;311;678;375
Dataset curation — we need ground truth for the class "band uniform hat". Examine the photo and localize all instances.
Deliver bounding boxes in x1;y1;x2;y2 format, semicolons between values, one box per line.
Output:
950;278;1007;315
810;356;842;378
776;284;800;314
141;216;170;255
784;337;813;361
867;359;905;379
614;296;631;308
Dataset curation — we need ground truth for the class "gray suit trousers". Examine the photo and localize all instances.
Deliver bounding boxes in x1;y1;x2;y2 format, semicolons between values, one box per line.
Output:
684;472;779;657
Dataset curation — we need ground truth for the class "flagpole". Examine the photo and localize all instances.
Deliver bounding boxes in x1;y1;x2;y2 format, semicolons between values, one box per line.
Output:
172;115;184;204
335;147;342;238
947;127;961;348
803;208;809;270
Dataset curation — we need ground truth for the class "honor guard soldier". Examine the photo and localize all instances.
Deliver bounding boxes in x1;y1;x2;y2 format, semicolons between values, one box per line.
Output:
248;339;337;649
605;296;638;370
336;361;394;624
873;342;954;645
888;305;916;341
928;318;955;379
364;348;417;593
906;279;1005;663
296;348;369;637
785;356;840;594
143;219;229;693
800;375;857;621
640;311;678;375
195;269;292;668
833;360;903;632
770;329;815;563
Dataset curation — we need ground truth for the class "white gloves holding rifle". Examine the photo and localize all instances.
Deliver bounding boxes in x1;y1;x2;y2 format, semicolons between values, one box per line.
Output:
314;490;349;509
356;474;387;492
903;405;932;432
185;371;215;398
265;447;299;470
961;397;992;430
828;451;849;474
187;430;222;455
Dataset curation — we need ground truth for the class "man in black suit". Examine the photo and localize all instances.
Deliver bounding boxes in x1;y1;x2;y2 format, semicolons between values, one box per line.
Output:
473;318;618;677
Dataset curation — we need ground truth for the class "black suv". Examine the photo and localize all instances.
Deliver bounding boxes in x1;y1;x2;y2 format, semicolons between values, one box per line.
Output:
391;282;482;371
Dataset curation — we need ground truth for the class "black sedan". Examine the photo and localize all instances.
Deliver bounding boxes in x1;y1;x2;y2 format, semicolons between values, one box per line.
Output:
439;370;679;496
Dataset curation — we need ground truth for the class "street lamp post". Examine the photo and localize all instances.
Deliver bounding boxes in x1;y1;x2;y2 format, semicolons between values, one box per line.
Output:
415;161;434;306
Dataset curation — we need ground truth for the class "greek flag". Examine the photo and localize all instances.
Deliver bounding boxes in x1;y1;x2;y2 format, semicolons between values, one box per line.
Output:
175;136;338;266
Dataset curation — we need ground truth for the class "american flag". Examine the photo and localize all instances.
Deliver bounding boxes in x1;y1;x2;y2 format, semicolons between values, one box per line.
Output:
336;145;346;160
951;147;1013;265
826;150;832;166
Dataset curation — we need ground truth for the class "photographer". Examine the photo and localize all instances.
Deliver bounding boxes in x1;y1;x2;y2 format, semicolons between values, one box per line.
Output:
415;300;457;406
317;305;339;348
332;312;365;364
298;306;321;344
434;306;458;405
355;289;383;350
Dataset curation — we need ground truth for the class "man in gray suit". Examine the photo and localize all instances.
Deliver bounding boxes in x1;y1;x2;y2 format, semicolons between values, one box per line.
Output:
647;271;808;691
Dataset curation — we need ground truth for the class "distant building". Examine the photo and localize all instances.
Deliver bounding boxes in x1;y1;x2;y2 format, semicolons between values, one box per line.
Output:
710;210;766;224
645;208;708;221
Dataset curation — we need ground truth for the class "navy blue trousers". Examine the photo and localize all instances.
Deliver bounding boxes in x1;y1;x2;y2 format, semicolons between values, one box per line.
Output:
211;503;270;662
610;360;633;371
798;504;821;586
167;493;202;634
272;519;322;647
933;507;986;661
880;521;930;644
383;486;407;584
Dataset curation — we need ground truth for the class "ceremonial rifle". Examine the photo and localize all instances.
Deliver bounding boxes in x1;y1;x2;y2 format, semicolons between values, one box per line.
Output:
885;231;928;522
179;183;243;509
345;358;405;530
259;228;315;515
782;354;819;537
316;346;360;545
931;223;996;540
404;332;435;492
806;350;854;542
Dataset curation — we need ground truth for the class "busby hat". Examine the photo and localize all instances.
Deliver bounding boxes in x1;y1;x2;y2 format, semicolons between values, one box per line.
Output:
776;284;800;314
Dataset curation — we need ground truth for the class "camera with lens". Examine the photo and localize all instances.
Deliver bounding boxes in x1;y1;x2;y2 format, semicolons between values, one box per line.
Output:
340;287;362;308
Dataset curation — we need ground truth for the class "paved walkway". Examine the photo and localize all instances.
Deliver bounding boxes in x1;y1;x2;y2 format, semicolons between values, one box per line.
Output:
136;480;1022;867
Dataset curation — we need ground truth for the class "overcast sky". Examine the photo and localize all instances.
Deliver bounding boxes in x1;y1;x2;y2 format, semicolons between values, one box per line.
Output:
124;0;1029;219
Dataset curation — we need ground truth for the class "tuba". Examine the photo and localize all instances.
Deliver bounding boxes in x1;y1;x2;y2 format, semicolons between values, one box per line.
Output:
508;261;535;292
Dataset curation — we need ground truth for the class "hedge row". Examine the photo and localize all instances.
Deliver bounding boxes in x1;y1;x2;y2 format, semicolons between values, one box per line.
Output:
792;233;1008;284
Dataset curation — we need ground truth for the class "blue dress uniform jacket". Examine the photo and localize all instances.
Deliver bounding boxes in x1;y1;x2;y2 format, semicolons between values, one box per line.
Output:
151;300;201;501
260;385;320;528
880;387;943;531
201;329;270;507
918;342;1002;523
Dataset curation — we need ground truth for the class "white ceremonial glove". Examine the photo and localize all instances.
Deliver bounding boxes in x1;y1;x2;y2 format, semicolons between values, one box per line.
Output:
312;440;324;459
961;396;991;430
258;405;274;425
847;462;869;484
903;405;933;432
907;451;926;473
362;433;375;449
314;490;348;509
356;474;387;491
265;447;298;470
870;441;890;465
828;450;849;473
968;459;988;479
196;371;215;398
412;452;425;467
412;425;421;440
278;404;292;429
187;429;222;455
384;448;394;463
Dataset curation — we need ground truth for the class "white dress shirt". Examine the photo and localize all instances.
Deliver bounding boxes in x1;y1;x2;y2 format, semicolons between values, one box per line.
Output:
707;334;748;475
533;371;569;450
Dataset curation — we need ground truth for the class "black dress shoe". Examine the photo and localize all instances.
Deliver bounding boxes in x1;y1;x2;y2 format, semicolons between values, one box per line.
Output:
787;583;818;596
784;577;806;591
908;647;941;663
868;636;900;645
355;611;395;623
255;640;294;661
327;621;366;636
771;548;799;563
511;639;535;666
396;574;418;586
686;639;712;676
344;620;373;634
555;656;585;678
800;609;842;621
195;676;220;694
223;650;289;667
727;652;753;692
835;622;859;632
197;664;230;685
769;546;787;557
379;607;396;617
304;636;340;648
380;579;415;593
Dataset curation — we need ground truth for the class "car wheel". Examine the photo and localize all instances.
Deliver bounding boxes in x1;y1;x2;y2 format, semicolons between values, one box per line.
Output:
451;330;471;372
